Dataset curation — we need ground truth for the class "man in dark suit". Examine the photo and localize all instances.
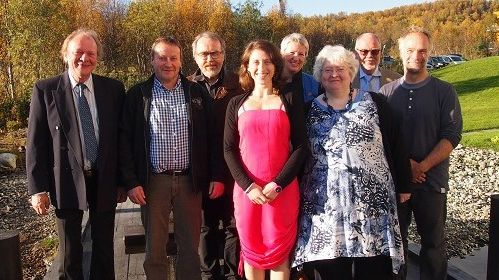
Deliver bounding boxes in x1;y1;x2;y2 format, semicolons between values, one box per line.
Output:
27;28;125;280
352;32;401;93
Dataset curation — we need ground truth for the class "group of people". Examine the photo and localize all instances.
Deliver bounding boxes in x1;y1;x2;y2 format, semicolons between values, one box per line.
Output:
27;25;462;280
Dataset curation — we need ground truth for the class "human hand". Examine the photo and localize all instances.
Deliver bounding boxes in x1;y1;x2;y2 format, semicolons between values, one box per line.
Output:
399;193;411;203
127;186;146;205
31;193;50;215
262;182;279;201
410;159;426;184
117;187;128;203
209;181;225;199
247;184;269;205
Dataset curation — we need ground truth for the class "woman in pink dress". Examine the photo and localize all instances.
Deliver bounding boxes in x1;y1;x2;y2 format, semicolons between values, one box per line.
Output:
224;40;308;280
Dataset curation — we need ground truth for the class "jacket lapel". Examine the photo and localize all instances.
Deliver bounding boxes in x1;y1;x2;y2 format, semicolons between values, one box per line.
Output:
53;71;84;168
92;74;106;168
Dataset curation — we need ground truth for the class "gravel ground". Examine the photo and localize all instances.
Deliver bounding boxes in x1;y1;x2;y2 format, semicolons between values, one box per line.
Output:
0;143;498;278
0;168;57;280
408;145;499;258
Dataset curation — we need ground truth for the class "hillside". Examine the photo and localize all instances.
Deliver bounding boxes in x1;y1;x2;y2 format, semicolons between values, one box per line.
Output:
431;56;499;150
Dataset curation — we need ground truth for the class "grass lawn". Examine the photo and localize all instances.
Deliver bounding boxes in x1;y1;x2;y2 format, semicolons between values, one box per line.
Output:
431;56;499;132
461;130;499;152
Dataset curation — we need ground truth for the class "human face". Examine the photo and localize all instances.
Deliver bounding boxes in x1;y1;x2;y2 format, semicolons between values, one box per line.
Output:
247;49;275;87
355;35;381;75
64;34;98;83
282;42;307;75
151;42;182;87
194;37;224;81
320;60;351;94
400;32;430;74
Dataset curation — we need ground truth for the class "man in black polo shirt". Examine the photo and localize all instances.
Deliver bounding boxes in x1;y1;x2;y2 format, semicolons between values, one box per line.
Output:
380;26;462;280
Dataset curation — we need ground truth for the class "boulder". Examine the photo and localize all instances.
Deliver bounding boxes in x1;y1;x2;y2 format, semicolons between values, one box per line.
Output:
0;153;17;170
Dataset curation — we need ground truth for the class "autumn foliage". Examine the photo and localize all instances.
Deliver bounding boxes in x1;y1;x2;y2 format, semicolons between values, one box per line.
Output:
0;0;497;129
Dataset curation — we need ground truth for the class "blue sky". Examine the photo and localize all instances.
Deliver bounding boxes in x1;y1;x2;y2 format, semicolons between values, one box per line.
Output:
232;0;435;16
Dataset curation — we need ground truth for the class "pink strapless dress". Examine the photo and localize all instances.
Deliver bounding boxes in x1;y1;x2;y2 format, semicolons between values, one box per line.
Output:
234;109;299;272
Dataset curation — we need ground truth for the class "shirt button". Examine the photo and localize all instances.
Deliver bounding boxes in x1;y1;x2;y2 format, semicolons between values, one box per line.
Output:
409;90;413;93
408;106;412;109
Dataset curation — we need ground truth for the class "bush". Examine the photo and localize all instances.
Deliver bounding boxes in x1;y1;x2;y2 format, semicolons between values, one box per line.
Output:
0;99;15;129
6;120;22;131
0;91;31;130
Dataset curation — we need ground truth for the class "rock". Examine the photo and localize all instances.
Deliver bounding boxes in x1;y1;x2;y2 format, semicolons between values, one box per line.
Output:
0;153;17;170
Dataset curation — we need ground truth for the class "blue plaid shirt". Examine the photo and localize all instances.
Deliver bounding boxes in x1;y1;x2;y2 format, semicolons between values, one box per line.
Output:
149;77;190;172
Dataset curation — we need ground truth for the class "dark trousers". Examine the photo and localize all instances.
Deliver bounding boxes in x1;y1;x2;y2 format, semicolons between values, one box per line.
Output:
199;187;240;280
54;174;116;280
304;256;393;280
397;190;447;280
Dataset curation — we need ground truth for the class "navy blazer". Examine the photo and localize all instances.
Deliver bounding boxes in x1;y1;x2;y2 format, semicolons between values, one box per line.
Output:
26;71;125;212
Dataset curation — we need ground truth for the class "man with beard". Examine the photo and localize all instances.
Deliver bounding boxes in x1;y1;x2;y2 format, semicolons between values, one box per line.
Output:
189;31;243;280
353;32;401;93
380;26;462;280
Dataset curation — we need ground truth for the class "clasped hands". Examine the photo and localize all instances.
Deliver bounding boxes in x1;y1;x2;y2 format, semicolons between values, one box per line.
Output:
247;182;279;205
410;159;428;184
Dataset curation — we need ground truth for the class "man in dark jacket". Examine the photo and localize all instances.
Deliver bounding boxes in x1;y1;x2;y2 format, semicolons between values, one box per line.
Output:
189;31;243;280
120;36;209;280
27;28;125;279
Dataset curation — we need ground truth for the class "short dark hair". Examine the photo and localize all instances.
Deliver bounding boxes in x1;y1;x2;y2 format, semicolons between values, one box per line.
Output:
238;40;283;93
150;36;183;61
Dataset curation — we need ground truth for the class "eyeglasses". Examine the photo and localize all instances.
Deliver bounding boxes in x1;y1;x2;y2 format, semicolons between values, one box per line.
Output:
322;67;347;75
356;49;381;56
197;51;223;60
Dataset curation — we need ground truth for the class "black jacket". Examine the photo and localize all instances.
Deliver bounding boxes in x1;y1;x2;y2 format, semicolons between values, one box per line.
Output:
27;72;125;211
304;92;411;194
188;69;244;185
119;74;209;193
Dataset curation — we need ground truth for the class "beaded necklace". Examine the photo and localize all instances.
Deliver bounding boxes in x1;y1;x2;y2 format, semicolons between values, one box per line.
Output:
322;87;354;114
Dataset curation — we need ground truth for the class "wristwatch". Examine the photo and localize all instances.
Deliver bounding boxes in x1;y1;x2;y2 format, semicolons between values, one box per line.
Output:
274;185;282;193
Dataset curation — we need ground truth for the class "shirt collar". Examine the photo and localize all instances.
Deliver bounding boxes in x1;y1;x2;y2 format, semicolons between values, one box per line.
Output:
153;75;182;91
68;71;94;94
359;66;381;79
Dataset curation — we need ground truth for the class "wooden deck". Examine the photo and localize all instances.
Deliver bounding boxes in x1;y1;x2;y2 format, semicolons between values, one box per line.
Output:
114;200;146;280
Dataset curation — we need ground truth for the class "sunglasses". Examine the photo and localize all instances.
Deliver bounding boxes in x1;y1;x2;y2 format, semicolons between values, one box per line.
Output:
356;49;381;56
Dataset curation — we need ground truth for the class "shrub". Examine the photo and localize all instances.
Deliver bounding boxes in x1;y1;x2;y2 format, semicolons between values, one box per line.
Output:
6;120;22;131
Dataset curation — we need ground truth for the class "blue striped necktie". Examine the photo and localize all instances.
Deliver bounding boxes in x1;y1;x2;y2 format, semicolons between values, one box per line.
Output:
76;83;98;168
